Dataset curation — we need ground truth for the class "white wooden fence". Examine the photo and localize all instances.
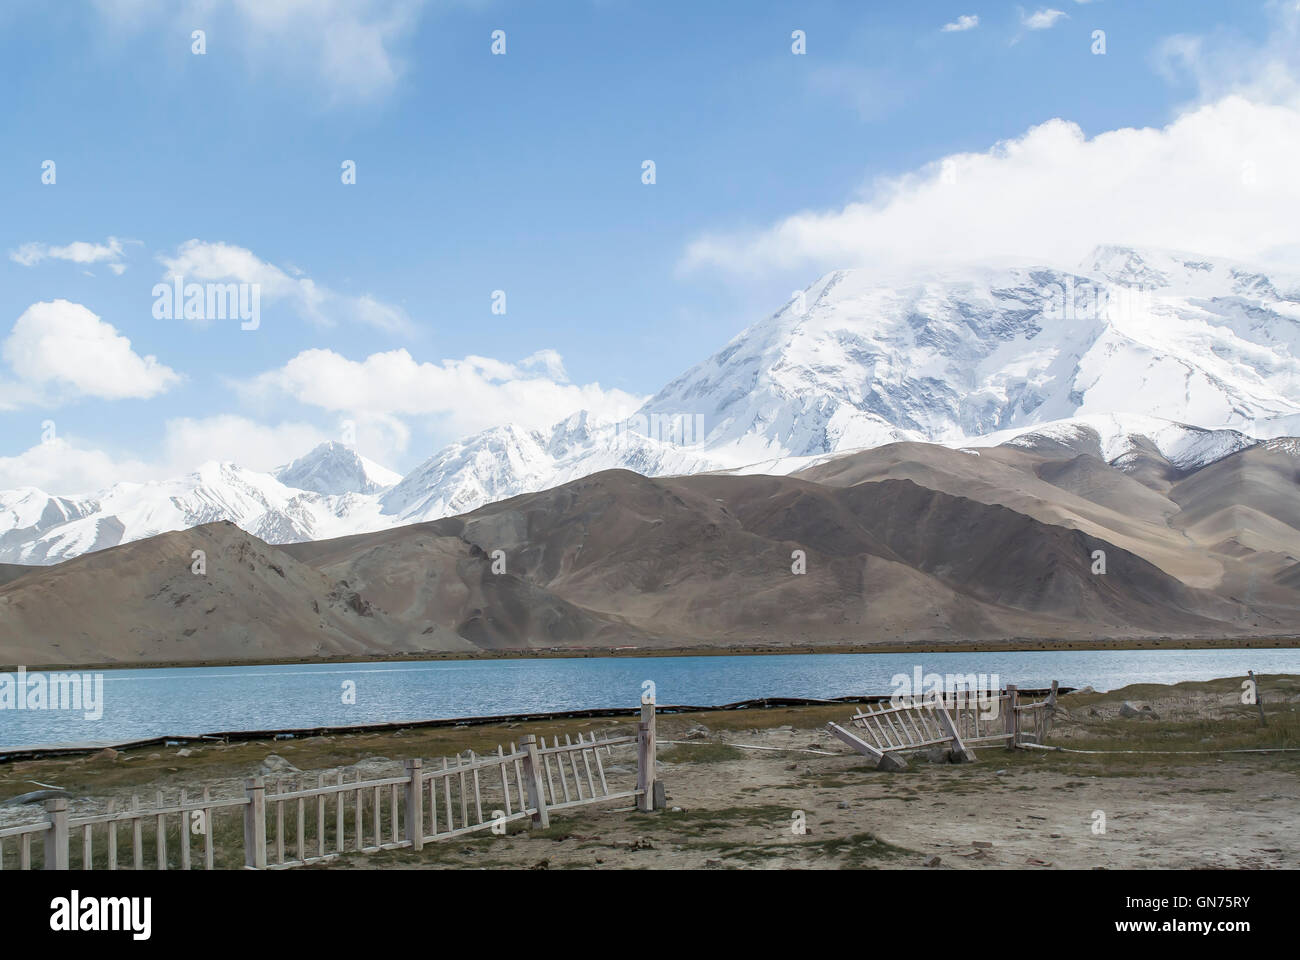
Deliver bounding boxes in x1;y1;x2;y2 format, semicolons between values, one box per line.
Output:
827;682;1059;769
1;700;660;870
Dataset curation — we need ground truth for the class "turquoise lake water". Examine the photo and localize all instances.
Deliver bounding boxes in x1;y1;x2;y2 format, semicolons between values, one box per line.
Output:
2;647;1297;748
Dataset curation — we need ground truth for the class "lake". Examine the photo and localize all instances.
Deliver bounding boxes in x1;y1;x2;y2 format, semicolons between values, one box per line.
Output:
2;647;1297;749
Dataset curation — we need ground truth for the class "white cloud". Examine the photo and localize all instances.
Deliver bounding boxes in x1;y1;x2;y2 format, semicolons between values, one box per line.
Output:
0;438;153;495
92;0;428;106
942;15;979;33
159;416;333;474
1022;8;1068;30
10;237;131;274
683;12;1300;279
240;348;645;439
1156;2;1300;107
0;300;180;407
0;414;411;496
159;240;413;334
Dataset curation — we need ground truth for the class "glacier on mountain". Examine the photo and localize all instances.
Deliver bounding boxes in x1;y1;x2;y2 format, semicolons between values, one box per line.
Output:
3;246;1298;563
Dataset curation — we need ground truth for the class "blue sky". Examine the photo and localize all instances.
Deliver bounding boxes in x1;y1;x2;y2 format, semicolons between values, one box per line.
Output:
0;0;1291;492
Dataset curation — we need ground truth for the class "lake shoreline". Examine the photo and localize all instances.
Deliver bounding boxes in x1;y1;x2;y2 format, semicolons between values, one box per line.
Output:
9;633;1300;673
5;676;1297;870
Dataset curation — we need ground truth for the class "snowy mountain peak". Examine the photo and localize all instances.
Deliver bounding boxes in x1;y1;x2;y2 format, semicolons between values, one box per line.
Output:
274;442;401;496
3;247;1299;565
639;248;1300;466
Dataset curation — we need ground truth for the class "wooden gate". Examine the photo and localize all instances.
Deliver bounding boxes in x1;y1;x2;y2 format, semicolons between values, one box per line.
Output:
827;682;1058;770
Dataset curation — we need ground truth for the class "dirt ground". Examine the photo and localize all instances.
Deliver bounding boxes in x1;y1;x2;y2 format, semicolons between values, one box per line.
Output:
2;675;1297;869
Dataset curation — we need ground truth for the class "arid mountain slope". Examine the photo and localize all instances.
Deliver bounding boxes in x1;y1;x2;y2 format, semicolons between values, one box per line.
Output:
3;436;1298;667
0;522;452;666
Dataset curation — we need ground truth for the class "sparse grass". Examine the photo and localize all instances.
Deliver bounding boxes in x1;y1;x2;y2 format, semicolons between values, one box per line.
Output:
6;675;1298;870
658;742;744;763
628;804;796;836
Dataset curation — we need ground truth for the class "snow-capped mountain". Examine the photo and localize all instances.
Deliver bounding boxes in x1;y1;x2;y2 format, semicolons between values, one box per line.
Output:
3;245;1298;564
0;448;394;564
640;246;1300;462
379;412;720;523
960;413;1262;471
274;441;401;496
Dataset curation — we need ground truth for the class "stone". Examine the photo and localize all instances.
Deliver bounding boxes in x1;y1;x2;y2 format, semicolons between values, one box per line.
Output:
838;800;851;809
876;752;909;772
176;748;194;758
1115;701;1160;720
260;754;300;775
925;856;942;868
90;748;119;762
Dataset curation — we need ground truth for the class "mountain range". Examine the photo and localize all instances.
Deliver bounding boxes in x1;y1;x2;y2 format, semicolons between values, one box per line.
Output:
3;245;1299;568
2;428;1298;666
1;244;1299;664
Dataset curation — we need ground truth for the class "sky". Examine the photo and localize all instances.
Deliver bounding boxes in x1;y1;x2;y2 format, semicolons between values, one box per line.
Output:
1;0;1297;494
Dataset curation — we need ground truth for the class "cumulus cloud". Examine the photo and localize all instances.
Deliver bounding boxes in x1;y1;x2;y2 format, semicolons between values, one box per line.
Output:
683;6;1300;278
942;15;979;33
1021;8;1068;30
160;415;334;474
92;0;428;106
10;237;131;274
159;240;413;334
0;438;153;495
240;348;645;439
0;415;410;496
0;300;180;408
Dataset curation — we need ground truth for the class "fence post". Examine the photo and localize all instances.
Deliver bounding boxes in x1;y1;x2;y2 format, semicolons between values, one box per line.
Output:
519;735;550;828
404;759;424;851
43;798;68;870
243;777;267;869
637;698;657;812
1004;684;1019;749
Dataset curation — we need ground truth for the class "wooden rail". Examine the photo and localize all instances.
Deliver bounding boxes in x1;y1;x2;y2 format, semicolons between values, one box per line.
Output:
1;700;660;871
828;681;1059;770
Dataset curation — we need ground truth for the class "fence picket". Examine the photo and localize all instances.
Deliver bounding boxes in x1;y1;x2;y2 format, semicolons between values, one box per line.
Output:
107;799;117;870
469;751;483;825
353;773;363;853
554;737;573;802
511;741;527;810
203;787;214;870
317;774;326;860
442;758;454;832
578;734;597;797
179;789;190;871
498;746;512;816
593;738;609;795
275;778;285;864
132;795;143;870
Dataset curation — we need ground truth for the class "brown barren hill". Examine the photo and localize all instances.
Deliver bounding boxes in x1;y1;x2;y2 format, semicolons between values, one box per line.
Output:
0;521;410;667
4;447;1300;667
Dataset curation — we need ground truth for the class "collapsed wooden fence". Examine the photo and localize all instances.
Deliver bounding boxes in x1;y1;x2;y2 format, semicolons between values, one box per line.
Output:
1;700;661;871
827;682;1058;770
